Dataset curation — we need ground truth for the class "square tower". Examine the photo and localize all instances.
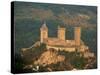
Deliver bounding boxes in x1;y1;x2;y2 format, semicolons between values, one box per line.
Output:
74;27;81;46
58;26;66;40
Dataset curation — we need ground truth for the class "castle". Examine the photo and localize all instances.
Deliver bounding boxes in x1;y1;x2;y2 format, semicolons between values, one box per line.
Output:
40;22;88;52
21;22;95;59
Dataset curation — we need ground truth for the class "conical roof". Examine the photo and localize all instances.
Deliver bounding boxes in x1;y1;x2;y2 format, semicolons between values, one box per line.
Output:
41;22;48;30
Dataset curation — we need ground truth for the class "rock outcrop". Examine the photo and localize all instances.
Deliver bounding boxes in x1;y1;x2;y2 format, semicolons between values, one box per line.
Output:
34;49;65;66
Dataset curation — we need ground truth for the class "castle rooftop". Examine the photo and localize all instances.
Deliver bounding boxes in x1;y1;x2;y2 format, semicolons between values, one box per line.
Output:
40;22;48;30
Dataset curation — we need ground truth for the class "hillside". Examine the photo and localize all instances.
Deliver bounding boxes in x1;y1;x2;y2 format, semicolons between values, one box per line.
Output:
18;43;96;73
14;2;97;55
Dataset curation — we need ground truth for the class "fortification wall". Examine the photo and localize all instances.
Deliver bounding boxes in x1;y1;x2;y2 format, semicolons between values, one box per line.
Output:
46;45;76;52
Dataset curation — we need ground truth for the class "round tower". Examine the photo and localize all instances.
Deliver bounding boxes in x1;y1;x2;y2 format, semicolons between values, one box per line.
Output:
40;22;48;43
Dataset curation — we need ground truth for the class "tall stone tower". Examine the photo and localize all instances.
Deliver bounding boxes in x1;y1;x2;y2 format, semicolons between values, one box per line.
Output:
74;27;81;46
40;22;48;43
58;26;66;40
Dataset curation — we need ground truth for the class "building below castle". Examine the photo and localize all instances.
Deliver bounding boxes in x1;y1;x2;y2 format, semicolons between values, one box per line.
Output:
40;22;89;52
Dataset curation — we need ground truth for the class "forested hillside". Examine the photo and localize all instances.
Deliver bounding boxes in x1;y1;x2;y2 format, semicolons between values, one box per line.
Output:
14;1;97;55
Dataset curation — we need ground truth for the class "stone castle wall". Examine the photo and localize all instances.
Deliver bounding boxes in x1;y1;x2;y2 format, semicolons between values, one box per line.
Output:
46;45;76;52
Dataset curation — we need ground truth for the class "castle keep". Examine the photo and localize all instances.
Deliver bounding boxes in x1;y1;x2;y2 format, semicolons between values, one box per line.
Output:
40;22;88;52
